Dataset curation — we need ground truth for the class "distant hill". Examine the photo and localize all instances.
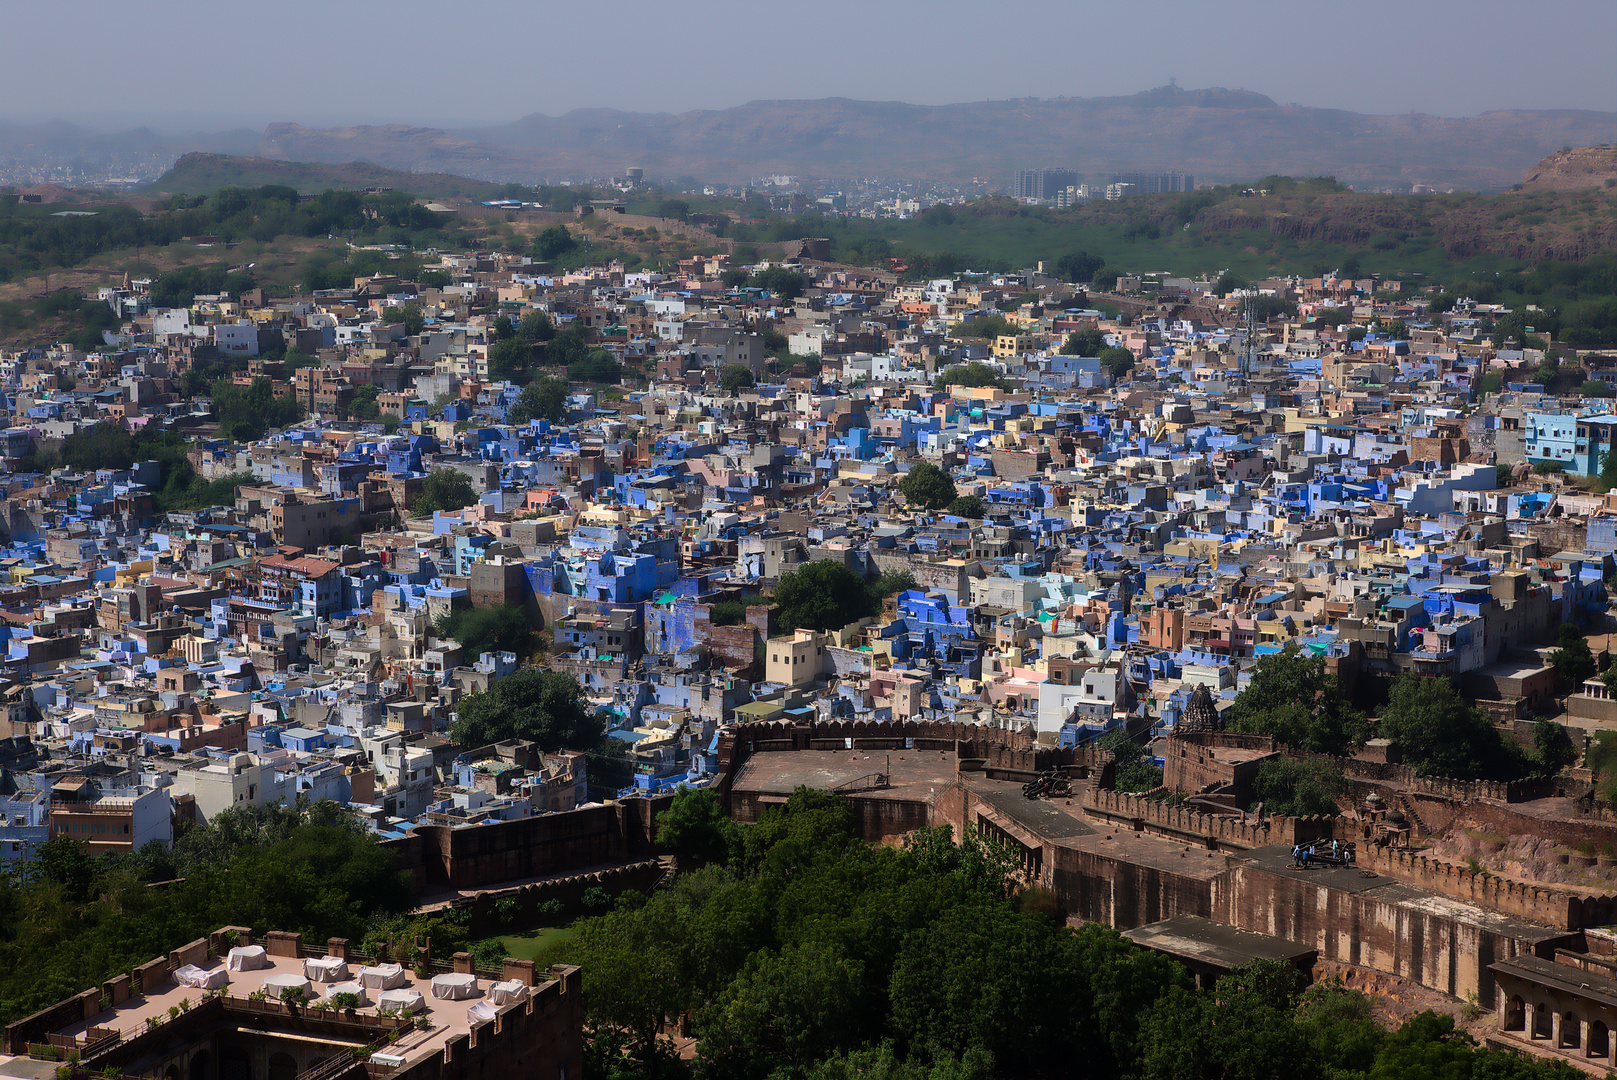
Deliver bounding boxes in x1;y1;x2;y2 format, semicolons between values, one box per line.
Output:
1518;146;1617;192
251;85;1614;191
146;153;504;200
16;86;1617;193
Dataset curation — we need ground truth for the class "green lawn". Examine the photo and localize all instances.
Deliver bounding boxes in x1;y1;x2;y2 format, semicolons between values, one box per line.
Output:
474;919;583;962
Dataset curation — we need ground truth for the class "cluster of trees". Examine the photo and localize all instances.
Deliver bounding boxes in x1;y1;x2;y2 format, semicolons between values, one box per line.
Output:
211;375;305;441
1227;645;1579;787
0;186;448;281
447;667;604;751
771;563;915;634
554;786;1579;1080
0;800;408;1025
30;423;253;514
0;289;124;350
410;467;480;515
933;361;1012;392
435;602;538;661
947;314;1015;340
1058;328;1136;377
1098;729;1163;793
899;464;987;518
507;376;570;424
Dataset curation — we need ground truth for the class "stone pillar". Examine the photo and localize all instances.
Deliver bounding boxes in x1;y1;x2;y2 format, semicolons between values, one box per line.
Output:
502;959;536;987
327;938;348;959
453;952;473;974
1552;1009;1563;1047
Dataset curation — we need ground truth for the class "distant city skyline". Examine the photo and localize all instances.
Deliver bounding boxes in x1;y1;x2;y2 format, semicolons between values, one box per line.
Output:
1;0;1613;133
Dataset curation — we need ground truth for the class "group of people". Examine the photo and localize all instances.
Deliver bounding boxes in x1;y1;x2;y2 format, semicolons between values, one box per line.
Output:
1291;839;1355;868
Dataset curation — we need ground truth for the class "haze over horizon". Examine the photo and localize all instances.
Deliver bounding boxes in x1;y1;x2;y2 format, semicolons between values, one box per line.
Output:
3;0;1614;133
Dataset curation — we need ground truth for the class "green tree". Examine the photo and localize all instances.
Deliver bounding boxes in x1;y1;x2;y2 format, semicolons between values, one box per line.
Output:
947;314;1014;340
656;786;741;868
448;668;602;750
1099;729;1163;794
1226;643;1366;755
1294;979;1384;1077
1055;251;1104;283
518;309;556;341
773;562;878;632
658;200;690;221
32;836;96;902
410;468;480;515
507;376;569;424
1552;624;1596;688
1215;270;1249;297
1249;757;1347;817
489;314;515;341
385;303;424;336
435;603;538;660
1090;266;1122;292
1531;719;1579;775
946;495;986;519
488;336;533;380
899;463;958;510
347;383;381;420
701;943;869;1079
933;362;1010;391
868;570;917;604
1379;673;1518;780
1099;347;1136;379
567;350;622;383
721;364;756;394
532;225;578;262
545;323;592;366
1061;328;1107;356
752;267;807;301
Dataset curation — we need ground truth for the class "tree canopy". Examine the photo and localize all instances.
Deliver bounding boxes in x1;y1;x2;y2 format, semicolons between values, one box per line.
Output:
410;467;480;516
544;787;1577;1080
947;495;986;519
773;561;880;632
1379;673;1524;780
1060;328;1107;356
532;225;578;262
448;667;603;751
507;376;569;424
899;463;958;511
752;267;807;301
1226;643;1366;755
0;801;407;1025
435;603;538;661
722;364;756;393
934;361;1011;391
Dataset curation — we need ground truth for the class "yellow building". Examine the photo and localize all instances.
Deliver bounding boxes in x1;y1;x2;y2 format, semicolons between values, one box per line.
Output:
992;334;1036;358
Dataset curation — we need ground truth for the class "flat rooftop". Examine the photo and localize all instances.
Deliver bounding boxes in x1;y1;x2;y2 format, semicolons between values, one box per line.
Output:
731;748;959;801
0;945;549;1075
1126;913;1317;970
959;775;1095;841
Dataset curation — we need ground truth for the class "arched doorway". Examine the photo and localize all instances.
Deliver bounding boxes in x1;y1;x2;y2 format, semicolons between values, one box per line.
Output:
190;1049;212;1080
268;1052;298;1080
1588;1021;1610;1060
1504;996;1526;1032
221;1048;251;1080
1561;1012;1582;1050
1535;1002;1554;1040
165;1066;180;1080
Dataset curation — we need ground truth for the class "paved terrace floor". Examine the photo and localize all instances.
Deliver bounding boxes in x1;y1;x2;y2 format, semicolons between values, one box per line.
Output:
732;748;960;801
0;949;521;1075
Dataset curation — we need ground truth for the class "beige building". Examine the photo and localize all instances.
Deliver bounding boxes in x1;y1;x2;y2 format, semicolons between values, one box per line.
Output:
766;629;827;688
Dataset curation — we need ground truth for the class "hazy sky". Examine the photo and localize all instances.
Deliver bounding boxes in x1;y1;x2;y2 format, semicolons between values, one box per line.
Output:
4;0;1613;131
